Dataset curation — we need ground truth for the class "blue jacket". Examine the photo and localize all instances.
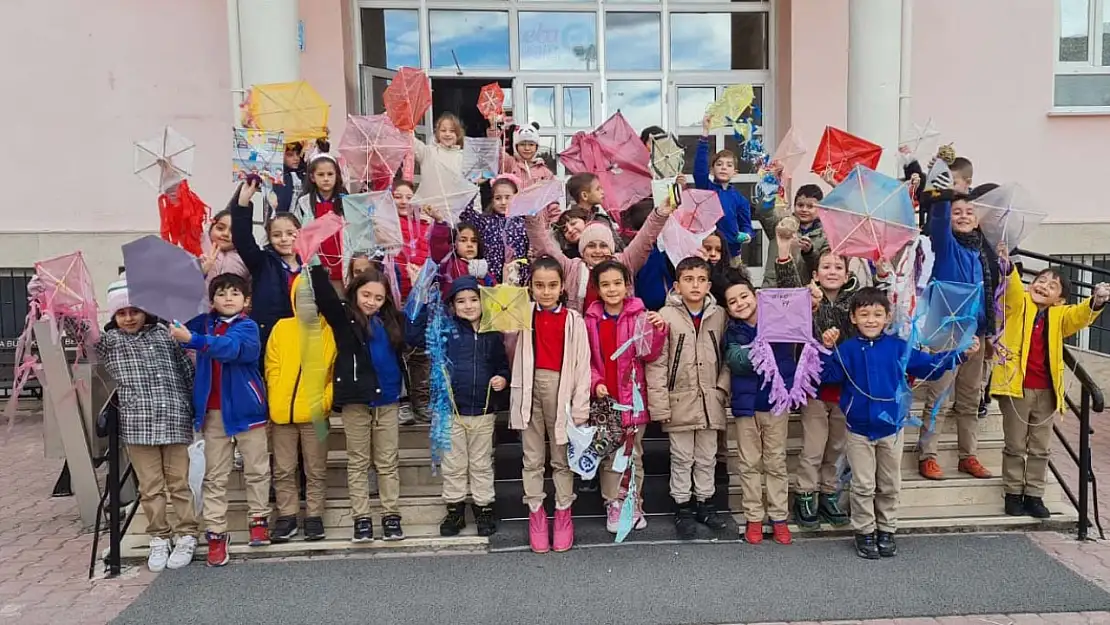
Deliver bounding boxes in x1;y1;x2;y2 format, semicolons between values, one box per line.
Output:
184;313;267;437
820;333;964;440
635;246;674;312
407;313;510;417
694;137;753;258
724;319;797;417
273;167;305;213
367;317;403;407
928;200;987;334
229;197;299;354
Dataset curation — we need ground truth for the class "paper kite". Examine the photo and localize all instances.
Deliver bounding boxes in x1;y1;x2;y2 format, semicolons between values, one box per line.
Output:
122;236;208;323
404;259;438;322
479;285;532;333
508;179;564;218
811;126;883;184
749;288;829;415
651;178;678;209
913;280;982;355
817;165;918;262
342;191;404;264
459;138;502;182
770;126;807;181
133;126;195;193
970;183;1048;251
648;133;685;180
294;212;345;264
383;68;432;133
34;252;99;332
659;218;712;268
477;83;505;122
336;115;410;188
674;188;724;234
899;118;942;161
411;160;479;224
232;128;286;187
241;81;330;143
705;84;755;130
559;111;652;218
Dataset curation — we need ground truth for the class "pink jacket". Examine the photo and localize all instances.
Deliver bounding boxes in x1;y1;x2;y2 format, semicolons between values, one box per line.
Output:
509;306;591;446
525;208;669;313
500;151;554;188
205;249;250;287
584;297;666;428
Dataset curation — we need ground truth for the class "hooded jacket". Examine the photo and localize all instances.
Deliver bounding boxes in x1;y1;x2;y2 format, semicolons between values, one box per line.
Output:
724;319;798;417
694;137;753;259
500;151;554;188
264;274;337;424
229;196;299;356
584;297;667;428
928;198;988;334
184;312;268;437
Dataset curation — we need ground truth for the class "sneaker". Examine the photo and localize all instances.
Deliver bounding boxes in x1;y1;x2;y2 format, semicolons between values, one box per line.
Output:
304;516;326;541
411;405;431;424
605;500;622;534
382;514;405;541
578;476;599;493
352;517;374;542
695;500;727;530
674;502;697;540
398;404;416;426
553;508;574;552
440;502;467;537
166;535;196;569
744;521;764;544
271;516;298;543
633;500;647;531
1004;493;1025;516
855;532;880;560
232;448;244;471
958;456;993;479
818;492;850;527
528;507;550;553
919;457;944;480
977;399;988;418
147;537;170;572
876;531;897;557
1024;495;1051;519
473;504;497;537
794;492;820;529
248;516;270;547
205;532;230;567
771;520;792;545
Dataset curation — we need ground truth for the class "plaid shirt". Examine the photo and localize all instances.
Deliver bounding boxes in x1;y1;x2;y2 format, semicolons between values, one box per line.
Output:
95;324;195;446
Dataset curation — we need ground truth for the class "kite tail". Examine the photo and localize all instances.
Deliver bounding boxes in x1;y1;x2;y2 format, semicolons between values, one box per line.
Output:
401;134;416;182
383;256;403;305
425;295;455;471
990;273;1009;362
789;341;829;410
297;276;330;441
750;338;791;416
157;180;208;257
4;304;41;428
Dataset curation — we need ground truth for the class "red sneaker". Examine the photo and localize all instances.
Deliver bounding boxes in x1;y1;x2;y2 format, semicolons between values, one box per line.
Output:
206;532;229;567
528;508;550;554
958;456;993;479
745;521;763;544
918;458;944;480
248;516;270;547
771;521;792;545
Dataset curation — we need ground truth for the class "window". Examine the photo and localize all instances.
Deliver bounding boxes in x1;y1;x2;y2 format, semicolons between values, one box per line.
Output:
606;80;662;131
605;13;661;71
670;12;768;70
519;12;599;71
429;11;510;71
1055;0;1110;109
360;9;420;70
1054;254;1110;353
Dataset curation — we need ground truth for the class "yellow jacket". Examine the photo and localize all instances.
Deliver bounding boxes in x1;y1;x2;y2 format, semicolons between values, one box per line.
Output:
990;268;1103;412
265;274;337;424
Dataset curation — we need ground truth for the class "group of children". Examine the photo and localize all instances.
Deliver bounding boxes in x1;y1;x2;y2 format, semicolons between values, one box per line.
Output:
95;108;1110;574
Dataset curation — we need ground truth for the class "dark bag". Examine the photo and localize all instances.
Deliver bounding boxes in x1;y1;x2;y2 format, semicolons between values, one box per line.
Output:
587;398;624;458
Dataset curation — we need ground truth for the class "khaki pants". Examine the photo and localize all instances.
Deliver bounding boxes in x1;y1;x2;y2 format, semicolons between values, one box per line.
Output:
601;428;645;503
797;400;848;494
1000;390;1057;497
734;412;789;522
272;422;329;518
343;403;401;518
845;430;904;534
404;349;431;413
669;429;718;504
919;343;986;461
202;410;270;534
128;443;199;539
441;414;496;506
522;370;575;510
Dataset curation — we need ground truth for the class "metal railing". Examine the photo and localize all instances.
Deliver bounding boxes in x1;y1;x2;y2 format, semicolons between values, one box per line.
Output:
88;392;139;578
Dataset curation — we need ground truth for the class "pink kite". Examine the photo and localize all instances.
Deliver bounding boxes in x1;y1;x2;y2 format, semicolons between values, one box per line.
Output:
295;212;345;264
558;111;653;219
817;165;918;262
770;126;807;181
674;188;724;234
749;288;829;415
337;115;410;187
659;218;711;268
508;179;564;218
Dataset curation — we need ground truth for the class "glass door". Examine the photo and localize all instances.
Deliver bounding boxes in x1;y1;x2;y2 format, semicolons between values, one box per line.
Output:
515;80;602;176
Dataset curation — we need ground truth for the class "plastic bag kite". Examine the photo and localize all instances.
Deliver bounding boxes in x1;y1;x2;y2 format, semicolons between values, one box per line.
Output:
342;192;404;269
674;188;724;234
899;118;941;162
559;111;652;218
122;236;208;323
477;83;505;122
241;80;330;143
133;126;195;193
970;183;1048;251
383;67;432;182
424;289;457;469
749;288;829;415
705;84;755;130
648;133;685;180
336;115;410;188
770;126;807;182
811;126;883;184
508;179;564;218
817;165;918;263
479;285;532;333
404;259;438;322
292;274;332;440
459;138;501;182
908;279;982;429
156;182;208;257
295;212;345;264
232;128;286;187
659;218;712;268
411;160;479;224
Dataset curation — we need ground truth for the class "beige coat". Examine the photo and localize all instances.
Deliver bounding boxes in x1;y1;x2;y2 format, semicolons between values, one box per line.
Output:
509;306;592;446
646;291;730;433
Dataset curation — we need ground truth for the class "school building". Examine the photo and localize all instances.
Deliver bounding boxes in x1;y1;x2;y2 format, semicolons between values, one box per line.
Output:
1;0;1109;346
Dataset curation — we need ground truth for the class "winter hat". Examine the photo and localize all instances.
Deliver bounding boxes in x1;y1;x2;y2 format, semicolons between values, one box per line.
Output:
578;221;616;255
448;275;480;303
106;275;131;318
514;123;540;147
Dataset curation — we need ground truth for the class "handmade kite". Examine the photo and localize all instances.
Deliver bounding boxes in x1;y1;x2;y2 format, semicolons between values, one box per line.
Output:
479;285;532;333
648;133;685;180
659;219;712;269
133;126;195;193
749;288;829;415
336;115;410;187
651;178;678;209
241;80;330;143
232;128;286;187
817;165;918;262
122;236;208;323
899;118;941;162
294;212;345;264
909;279;982;429
770;126;807;181
811;126;883;184
292;273;331;440
674;188;724;234
559;111;652;218
477;83;505;122
383;67;432;181
460;138;502;182
341;192;404;270
404;259;438;322
508;179;564;218
971;183;1048;251
424;289;456;469
705;84;755;130
410;160;479;224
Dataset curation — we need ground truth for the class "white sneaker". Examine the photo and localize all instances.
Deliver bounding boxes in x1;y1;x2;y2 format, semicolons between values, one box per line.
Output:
166;535;197;569
605;500;621;534
147;537;170;572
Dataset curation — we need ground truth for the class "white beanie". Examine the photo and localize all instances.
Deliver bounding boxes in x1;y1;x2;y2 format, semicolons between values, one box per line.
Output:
106;275;131;318
514;123;540;147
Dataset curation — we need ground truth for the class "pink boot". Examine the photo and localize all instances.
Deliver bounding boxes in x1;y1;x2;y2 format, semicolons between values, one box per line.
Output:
553;507;574;552
528;508;550;553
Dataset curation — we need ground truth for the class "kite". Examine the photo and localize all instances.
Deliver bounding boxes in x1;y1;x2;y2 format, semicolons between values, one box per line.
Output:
410;160;479;224
133;126;195;193
674;188;724;234
241;80;330;143
383;68;432;182
508;179;564;218
770;126;807;181
648;133;685;180
341;192;404;271
336;115;410;188
477;83;505;122
899;118;942;162
908;279;982;429
479;285;532;333
292;273;332;440
157;181;208;257
817;165;918;263
295;212;345;264
705;84;755;130
232;128;286;187
424;289;457;469
651;178;679;209
558;111;652;218
404;259;438;322
811;126;883;184
460;138;502;182
748;288;829;415
122;236;208;323
971;183;1048;252
659;218;711;268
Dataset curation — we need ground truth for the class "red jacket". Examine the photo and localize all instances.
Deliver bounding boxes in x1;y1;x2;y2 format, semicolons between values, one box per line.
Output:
584;297;666;427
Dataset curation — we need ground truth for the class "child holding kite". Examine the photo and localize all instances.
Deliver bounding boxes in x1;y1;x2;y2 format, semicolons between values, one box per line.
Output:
565;173;623;250
696;115;753;262
459;175;530;284
820;287;979;559
413;112;465;175
293;151;348;288
435;222;496;296
510;256;592;553
758;185;828;287
499;122;554;188
96;275;198;572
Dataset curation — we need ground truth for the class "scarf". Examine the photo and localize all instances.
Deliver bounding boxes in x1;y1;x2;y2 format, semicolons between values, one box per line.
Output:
952;227;999;336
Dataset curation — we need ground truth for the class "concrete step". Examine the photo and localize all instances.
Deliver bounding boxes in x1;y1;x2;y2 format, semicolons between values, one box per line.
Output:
226;448;443;492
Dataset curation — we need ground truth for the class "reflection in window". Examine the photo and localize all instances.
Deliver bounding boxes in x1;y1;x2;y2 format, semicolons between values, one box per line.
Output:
537;136;558;173
605;13;661;71
430;11;510;70
563;87;592;127
1059;0;1090;62
1054;74;1110;106
365;75;391;115
1103;0;1110;65
676;87;718;127
724;134;761;175
678;135;703;176
519;12;598;70
361;8;420;69
670;12;768;70
527;87;556;127
607;81;662;132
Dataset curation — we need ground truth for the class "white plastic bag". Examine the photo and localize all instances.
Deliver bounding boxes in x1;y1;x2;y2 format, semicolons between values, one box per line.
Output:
187;439;205;515
566;418;601;480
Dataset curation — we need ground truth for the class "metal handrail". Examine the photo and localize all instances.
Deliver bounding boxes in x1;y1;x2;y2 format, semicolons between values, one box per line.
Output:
1012;247;1110;279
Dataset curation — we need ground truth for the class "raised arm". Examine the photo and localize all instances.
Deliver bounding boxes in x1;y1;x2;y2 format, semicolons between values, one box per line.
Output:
905;347;964;382
427;221;453;263
229;183;268;275
524;215;574;276
619;207;669;275
309;265;348;330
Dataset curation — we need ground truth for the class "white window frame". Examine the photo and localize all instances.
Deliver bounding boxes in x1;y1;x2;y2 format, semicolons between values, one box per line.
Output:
1053;0;1110;114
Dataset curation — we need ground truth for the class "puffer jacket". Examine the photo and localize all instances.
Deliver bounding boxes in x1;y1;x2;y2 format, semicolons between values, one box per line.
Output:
407;313;510;417
645;291;730;432
584;297;667;428
500;151;554;188
264;274;337;425
724;319;797;417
